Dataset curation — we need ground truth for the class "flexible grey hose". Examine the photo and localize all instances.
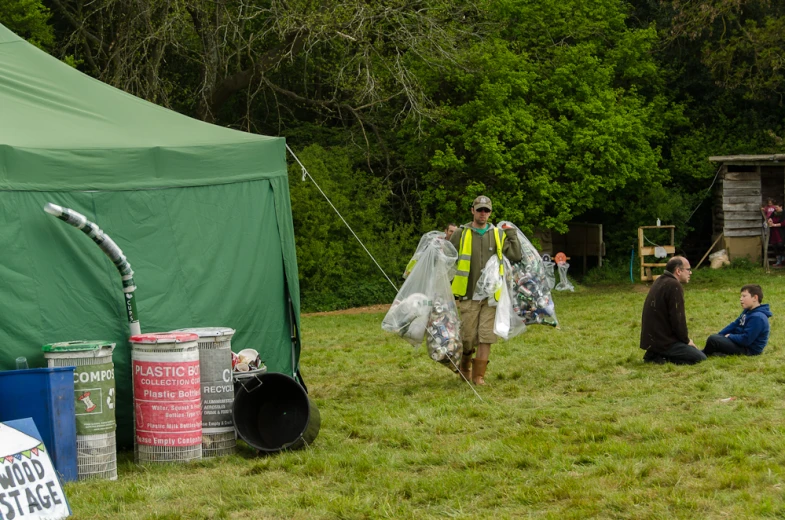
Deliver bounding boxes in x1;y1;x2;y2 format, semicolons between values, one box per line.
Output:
44;203;141;336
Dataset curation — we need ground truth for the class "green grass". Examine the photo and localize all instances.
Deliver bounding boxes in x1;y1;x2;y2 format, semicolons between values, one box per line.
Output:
67;267;785;519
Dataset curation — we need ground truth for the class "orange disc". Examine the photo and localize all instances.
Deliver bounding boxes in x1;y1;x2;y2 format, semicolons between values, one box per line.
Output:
554;252;567;265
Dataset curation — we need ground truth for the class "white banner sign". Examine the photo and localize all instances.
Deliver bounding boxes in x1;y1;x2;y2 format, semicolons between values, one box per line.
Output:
0;421;70;520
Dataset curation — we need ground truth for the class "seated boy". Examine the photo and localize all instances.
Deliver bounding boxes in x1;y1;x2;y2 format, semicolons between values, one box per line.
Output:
703;284;772;357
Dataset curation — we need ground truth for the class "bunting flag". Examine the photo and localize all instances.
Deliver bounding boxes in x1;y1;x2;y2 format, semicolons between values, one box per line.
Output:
0;443;45;464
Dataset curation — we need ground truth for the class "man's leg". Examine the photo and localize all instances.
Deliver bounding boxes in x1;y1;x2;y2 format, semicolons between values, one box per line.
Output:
703;334;748;356
472;302;497;385
643;350;667;364
458;300;479;380
662;342;707;365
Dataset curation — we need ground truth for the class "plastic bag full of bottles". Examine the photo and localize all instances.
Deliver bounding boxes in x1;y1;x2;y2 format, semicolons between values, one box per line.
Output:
498;221;559;327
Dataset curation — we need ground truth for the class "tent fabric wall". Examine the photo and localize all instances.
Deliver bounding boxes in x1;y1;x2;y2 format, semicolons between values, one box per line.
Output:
0;182;300;447
0;24;302;448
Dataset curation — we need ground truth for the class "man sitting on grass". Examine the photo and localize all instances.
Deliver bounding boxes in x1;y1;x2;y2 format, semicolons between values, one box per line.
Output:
640;256;707;364
703;284;772;357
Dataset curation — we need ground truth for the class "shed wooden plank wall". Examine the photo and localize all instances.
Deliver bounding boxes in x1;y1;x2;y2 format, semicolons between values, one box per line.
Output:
722;169;762;237
713;168;724;237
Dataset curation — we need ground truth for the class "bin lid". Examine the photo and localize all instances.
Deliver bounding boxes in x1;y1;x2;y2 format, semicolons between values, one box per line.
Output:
171;327;236;338
42;340;116;352
129;332;199;344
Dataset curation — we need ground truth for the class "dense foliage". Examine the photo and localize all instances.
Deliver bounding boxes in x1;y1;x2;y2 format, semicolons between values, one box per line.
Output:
7;0;785;309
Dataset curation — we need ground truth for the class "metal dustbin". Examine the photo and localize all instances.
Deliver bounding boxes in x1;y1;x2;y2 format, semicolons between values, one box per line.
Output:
173;327;237;457
43;340;117;480
130;333;202;464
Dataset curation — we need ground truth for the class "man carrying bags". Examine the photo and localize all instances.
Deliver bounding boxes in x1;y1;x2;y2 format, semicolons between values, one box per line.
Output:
449;196;522;385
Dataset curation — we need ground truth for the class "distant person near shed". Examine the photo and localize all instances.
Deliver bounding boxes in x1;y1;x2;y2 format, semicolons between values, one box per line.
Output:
767;204;784;267
640;256;707;365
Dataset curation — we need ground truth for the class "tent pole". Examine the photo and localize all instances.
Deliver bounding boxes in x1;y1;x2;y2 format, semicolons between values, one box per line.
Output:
288;294;297;378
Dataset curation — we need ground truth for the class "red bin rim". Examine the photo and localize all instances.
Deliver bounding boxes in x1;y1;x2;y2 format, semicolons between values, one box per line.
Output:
129;332;199;344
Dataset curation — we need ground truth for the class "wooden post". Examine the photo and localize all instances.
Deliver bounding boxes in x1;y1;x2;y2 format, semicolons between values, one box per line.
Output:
695;233;724;270
638;225;676;281
638;227;644;281
598;224;603;268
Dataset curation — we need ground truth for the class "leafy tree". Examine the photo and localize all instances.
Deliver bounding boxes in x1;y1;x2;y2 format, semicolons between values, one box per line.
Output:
288;144;417;311
47;0;474;132
1;0;54;49
26;0;785;306
407;0;679;236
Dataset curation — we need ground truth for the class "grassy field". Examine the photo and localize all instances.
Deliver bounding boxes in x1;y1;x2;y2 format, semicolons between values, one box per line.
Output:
66;266;785;519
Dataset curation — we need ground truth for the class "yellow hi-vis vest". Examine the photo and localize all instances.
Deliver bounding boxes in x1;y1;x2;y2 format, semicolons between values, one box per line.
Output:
451;226;505;300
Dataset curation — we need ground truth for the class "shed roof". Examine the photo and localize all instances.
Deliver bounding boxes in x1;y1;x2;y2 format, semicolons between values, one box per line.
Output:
709;154;785;164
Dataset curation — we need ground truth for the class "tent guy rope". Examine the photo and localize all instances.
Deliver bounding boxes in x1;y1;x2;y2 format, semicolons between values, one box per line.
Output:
286;144;400;294
287;145;484;401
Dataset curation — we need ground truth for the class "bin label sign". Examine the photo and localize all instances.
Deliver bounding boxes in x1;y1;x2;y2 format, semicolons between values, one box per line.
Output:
0;421;71;519
72;362;116;435
132;354;202;447
199;349;234;431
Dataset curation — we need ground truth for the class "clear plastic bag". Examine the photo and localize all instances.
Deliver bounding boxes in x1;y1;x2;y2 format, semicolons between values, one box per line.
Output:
493;256;527;339
383;232;462;369
470;248;526;339
473;255;503;303
555;262;574;292
403;231;457;280
382;292;432;344
498;221;559;327
541;256;556;290
425;295;462;369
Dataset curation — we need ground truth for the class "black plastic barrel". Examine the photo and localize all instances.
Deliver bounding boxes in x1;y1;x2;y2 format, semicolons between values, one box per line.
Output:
233;372;320;453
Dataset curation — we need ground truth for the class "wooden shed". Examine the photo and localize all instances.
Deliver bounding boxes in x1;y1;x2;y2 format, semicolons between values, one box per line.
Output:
708;154;785;263
534;223;605;275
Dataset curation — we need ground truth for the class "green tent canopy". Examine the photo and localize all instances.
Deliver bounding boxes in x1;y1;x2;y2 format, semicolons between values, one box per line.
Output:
0;24;301;447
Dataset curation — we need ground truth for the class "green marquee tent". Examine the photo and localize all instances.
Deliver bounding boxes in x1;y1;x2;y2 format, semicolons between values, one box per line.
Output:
0;24;301;446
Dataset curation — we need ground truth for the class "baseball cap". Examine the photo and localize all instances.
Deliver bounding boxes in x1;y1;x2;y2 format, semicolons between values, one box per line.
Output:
472;195;492;211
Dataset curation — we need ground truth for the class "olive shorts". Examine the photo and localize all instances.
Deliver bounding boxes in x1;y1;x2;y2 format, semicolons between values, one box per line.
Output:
458;299;497;352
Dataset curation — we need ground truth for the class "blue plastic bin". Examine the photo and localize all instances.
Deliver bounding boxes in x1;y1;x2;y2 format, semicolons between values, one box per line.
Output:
0;367;78;481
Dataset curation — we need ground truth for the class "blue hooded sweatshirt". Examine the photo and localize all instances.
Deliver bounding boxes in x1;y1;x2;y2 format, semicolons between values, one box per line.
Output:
718;303;772;355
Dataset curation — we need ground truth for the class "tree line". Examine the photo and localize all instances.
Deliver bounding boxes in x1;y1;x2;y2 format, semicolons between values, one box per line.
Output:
5;0;785;310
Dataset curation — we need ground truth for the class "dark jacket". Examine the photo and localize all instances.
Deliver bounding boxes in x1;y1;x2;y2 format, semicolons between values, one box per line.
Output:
448;223;522;300
718;303;772;355
770;212;784;246
640;271;689;352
